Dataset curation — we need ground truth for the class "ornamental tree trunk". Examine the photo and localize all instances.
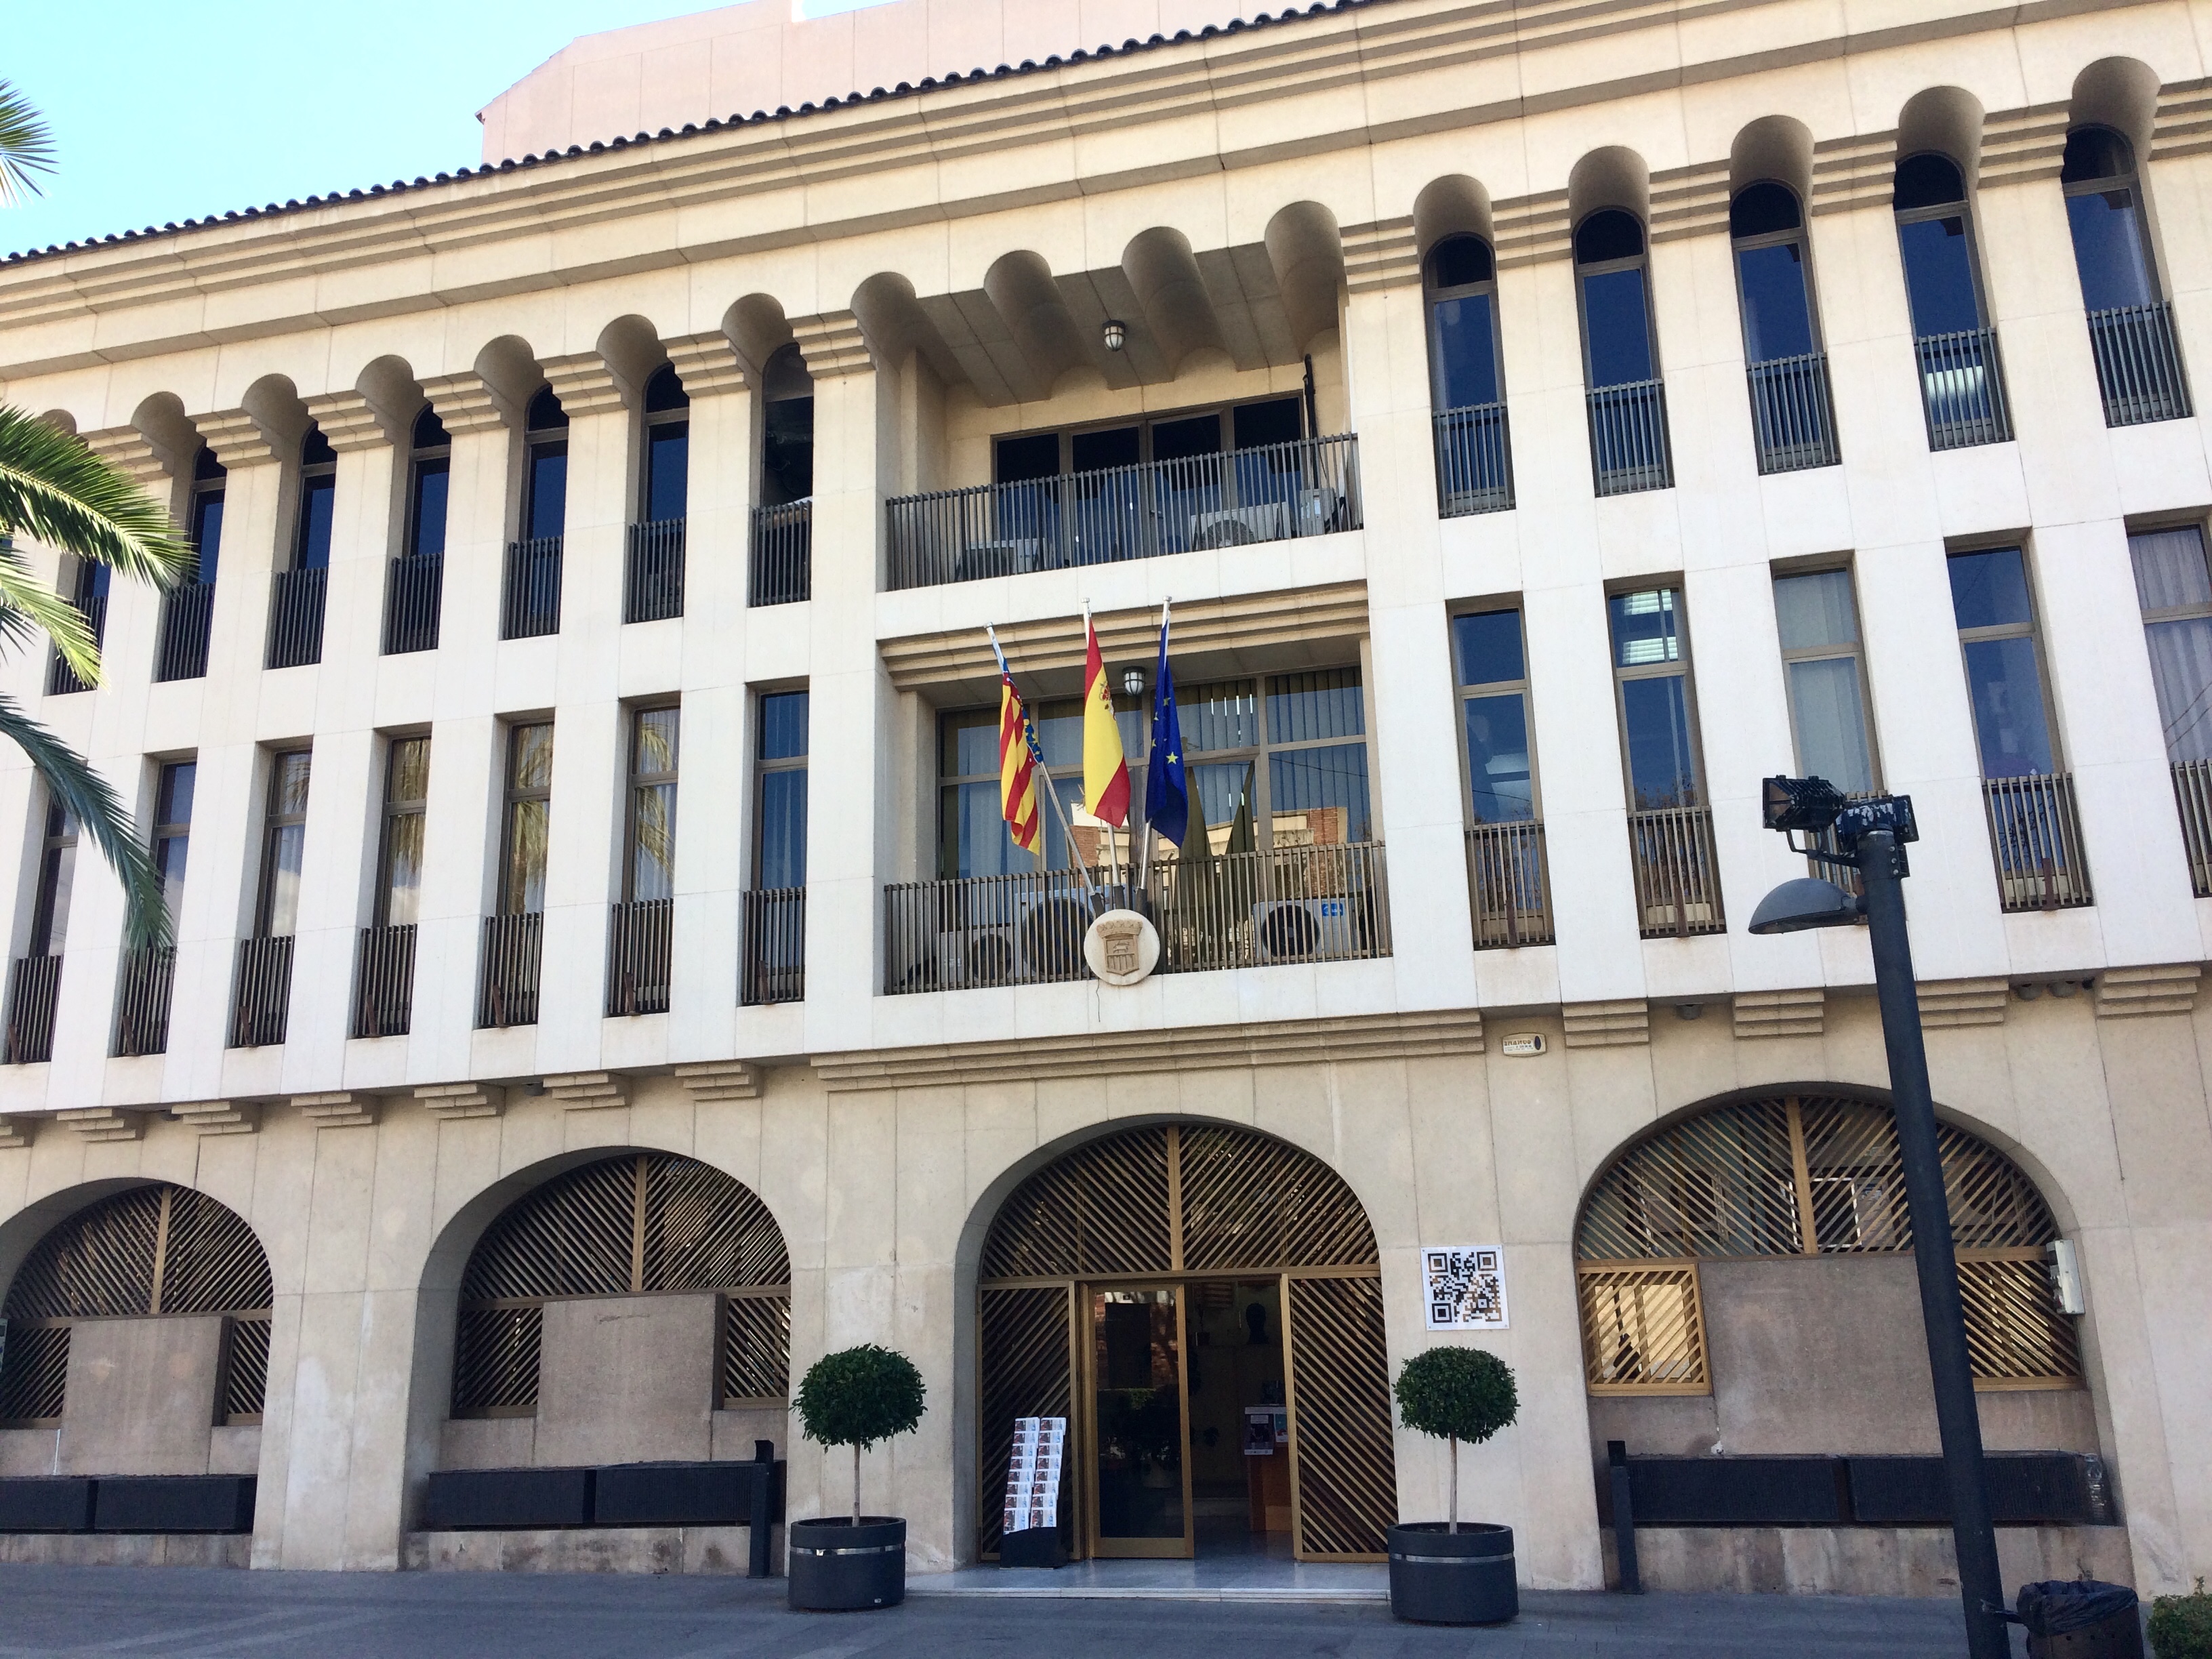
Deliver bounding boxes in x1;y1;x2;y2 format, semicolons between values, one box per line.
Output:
853;1443;863;1524
1450;1433;1459;1534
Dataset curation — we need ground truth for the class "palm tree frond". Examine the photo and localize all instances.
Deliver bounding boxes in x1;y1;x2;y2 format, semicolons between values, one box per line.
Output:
0;406;194;585
0;82;56;207
0;694;169;949
0;548;98;682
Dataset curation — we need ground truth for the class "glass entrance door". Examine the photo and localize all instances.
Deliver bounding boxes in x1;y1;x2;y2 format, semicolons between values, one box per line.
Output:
1087;1285;1193;1557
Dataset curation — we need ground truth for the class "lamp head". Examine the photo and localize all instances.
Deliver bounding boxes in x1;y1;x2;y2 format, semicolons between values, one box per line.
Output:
1101;319;1128;352
1749;876;1863;935
1762;774;1847;834
1121;667;1145;697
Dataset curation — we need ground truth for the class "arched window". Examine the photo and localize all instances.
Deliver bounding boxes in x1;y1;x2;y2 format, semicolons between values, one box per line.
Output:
0;1185;272;1429
385;405;450;657
760;344;813;508
268;428;335;668
1575;209;1672;493
1731;181;1838;471
504;388;569;639
627;365;691;623
155;447;225;682
1893;152;2011;447
294;426;336;572
1424;234;1511;514
2064;126;2191;424
451;1153;790;1418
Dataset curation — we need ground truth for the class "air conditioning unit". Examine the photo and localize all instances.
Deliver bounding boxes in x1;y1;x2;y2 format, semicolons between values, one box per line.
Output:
956;538;1044;580
939;926;1018;989
1293;485;1343;536
1189;501;1291;550
1252;898;1357;964
1017;895;1092;979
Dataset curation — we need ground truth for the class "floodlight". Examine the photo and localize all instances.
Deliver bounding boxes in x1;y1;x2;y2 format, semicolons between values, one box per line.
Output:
1748;876;1862;935
1761;775;1845;834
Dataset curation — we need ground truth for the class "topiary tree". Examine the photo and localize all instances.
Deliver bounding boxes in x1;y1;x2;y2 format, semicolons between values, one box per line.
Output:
794;1344;928;1523
1394;1347;1518;1533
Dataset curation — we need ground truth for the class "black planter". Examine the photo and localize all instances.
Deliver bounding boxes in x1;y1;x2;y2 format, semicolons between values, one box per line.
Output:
1387;1521;1517;1626
787;1516;906;1611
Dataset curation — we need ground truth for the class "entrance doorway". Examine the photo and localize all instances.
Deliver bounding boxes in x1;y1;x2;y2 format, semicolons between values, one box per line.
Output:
977;1124;1393;1564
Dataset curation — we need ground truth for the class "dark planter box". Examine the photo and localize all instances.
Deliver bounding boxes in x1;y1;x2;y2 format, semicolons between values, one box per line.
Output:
1387;1522;1517;1625
1625;1456;1845;1525
421;1467;593;1531
0;1477;94;1533
93;1476;255;1534
788;1516;905;1612
592;1461;780;1528
1848;1453;2095;1527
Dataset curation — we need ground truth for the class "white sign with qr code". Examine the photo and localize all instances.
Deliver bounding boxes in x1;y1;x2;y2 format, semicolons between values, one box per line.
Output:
1423;1246;1509;1330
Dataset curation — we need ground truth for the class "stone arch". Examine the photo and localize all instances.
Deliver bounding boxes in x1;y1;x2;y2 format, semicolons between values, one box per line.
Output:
1729;115;1814;205
1897;86;1987;191
355;353;427;435
1412;174;1495;262
1569;145;1652;230
595;312;671;409
1263;201;1346;356
2072;58;2160;163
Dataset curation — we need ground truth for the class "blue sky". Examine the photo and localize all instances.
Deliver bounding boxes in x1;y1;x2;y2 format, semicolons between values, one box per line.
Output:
1;0;892;258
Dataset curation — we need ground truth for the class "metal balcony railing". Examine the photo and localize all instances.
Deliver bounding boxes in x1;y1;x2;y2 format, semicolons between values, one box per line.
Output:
266;567;326;669
1433;403;1513;516
501;535;562;640
112;945;175;1057
1747;352;1841;473
45;594;106;696
1916;327;2012;450
884;842;1390;994
2172;760;2212;899
1627;806;1725;939
1982;772;2092;912
1587;380;1673;495
886;434;1362;591
1465;822;1554;949
478;912;544;1028
228;935;294;1048
751;499;812;607
384;554;443;655
741;886;806;1006
154;581;214;682
2087;301;2191;428
625;518;685;623
352;923;416;1039
607;899;672;1017
4;954;62;1063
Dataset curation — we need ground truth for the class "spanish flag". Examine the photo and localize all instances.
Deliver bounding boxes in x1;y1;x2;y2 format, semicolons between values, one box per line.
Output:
998;665;1042;855
1083;609;1131;827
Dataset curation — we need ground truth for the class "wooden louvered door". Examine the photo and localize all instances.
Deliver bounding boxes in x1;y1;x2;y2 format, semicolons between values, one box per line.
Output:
977;1284;1076;1561
1284;1273;1394;1561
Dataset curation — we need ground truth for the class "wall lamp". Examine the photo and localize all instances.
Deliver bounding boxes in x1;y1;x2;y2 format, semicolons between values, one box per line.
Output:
1101;319;1128;352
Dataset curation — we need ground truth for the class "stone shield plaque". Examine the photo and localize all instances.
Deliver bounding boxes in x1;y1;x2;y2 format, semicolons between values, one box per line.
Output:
1082;909;1160;987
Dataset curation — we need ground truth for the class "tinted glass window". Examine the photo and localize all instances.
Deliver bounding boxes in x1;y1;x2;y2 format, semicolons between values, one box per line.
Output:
409;461;449;558
1898;216;1982;335
295;475;335;569
1429;235;1493;287
1071;426;1140;473
1946;548;2035;630
760;690;811;760
995;432;1059;484
1433;291;1500;409
189;493;224;583
1454;610;1525;686
1462;695;1534;823
1582;266;1654;386
646;423;689;522
1232;398;1303;451
1736;242;1815;362
526;446;567;539
2066;188;2154;311
1151;414;1223;462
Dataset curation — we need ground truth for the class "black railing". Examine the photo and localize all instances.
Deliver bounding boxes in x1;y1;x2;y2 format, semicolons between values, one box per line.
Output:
46;594;106;696
2173;760;2212;899
478;912;543;1027
228;935;294;1048
1916;327;2012;449
501;535;562;640
352;923;416;1039
625;518;685;623
1983;773;2092;912
1433;404;1513;516
112;945;175;1057
155;581;215;682
607;899;672;1017
741;886;806;1006
751;499;813;606
1465;822;1554;948
886;433;1362;590
2087;301;2191;428
4;954;62;1063
1587;380;1673;495
1747;352;1841;472
384;554;444;655
1627;806;1725;939
266;567;327;669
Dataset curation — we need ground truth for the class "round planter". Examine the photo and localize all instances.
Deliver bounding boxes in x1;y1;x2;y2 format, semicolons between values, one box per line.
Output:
787;1516;907;1612
1386;1521;1517;1626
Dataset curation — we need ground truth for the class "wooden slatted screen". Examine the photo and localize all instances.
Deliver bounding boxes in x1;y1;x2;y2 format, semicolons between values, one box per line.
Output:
1286;1275;1396;1559
219;1316;272;1422
720;1291;792;1406
1179;1125;1380;1271
981;1128;1173;1279
977;1286;1073;1559
1576;1261;1708;1393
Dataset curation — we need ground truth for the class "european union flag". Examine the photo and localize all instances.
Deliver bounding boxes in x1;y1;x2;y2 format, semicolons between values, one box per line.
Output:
1144;609;1188;848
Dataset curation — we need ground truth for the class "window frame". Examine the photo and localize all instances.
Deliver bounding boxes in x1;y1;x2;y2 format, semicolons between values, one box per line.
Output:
1946;543;2064;779
989;392;1311;486
1771;565;1882;794
373;735;431;928
405;411;451;560
1607;585;1709;811
499;720;555;916
2060;124;2164;310
151;760;196;923
188;449;226;586
753;690;809;892
522;389;569;543
622;703;680;904
1423;235;1506;415
1450;605;1542;825
2125;519;2212;762
640;364;691;525
292;429;337;573
1729;184;1826;364
28;797;77;958
253;748;312;940
1572;212;1662;391
1892;152;1992;336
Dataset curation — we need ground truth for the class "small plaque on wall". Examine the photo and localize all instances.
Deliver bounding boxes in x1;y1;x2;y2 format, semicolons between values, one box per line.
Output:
1423;1245;1509;1330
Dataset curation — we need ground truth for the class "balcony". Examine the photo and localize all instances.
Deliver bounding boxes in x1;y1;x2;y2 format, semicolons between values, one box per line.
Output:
384;554;443;655
478;912;543;1028
228;935;294;1048
1627;806;1725;939
266;567;326;670
1746;352;1841;473
1982;773;2092;912
45;594;106;696
751;500;812;607
1465;823;1555;949
112;945;175;1057
1916;327;2012;449
625;518;685;623
2087;301;2191;427
2173;760;2212;898
741;887;806;1006
607;899;672;1017
885;434;1361;591
884;842;1389;994
352;924;416;1039
4;954;61;1063
154;581;214;682
1587;380;1673;495
501;535;562;640
1433;404;1513;516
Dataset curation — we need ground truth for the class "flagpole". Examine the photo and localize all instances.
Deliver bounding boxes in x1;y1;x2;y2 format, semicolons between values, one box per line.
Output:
988;623;1099;903
1138;598;1171;905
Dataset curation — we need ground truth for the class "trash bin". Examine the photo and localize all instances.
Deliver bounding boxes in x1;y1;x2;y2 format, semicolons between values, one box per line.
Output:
2013;1580;2144;1659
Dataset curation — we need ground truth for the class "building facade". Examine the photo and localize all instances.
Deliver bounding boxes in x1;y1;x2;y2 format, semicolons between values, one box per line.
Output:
0;0;2209;1598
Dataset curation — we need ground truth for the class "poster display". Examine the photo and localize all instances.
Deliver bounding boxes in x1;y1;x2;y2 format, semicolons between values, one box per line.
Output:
1002;1415;1067;1536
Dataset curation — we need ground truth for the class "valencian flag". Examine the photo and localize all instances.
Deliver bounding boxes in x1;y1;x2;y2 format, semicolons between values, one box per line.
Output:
1083;608;1131;827
992;638;1043;854
1144;602;1188;847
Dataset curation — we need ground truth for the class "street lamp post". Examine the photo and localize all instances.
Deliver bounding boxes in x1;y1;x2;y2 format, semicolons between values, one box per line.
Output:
1751;777;2007;1659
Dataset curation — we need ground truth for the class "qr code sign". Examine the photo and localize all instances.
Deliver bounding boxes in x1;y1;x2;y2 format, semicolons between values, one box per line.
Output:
1424;1246;1509;1330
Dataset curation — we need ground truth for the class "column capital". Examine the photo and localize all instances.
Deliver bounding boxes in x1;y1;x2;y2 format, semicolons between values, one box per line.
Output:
1650;158;1729;245
1980;102;2068;190
791;310;874;380
1343;218;1420;295
419;371;514;437
1492;190;1570;270
193;407;283;468
539;352;630;419
171;1099;261;1136
302;388;403;454
81;424;172;487
1809;129;1898;218
665;331;750;397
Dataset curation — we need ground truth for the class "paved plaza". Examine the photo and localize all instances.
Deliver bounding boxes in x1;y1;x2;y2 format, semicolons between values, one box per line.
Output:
0;1565;2030;1657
